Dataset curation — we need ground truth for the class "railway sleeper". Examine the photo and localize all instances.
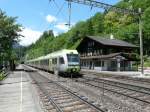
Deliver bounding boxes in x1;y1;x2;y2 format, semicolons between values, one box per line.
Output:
131;93;146;98
50;94;69;98
126;92;137;96
59;101;83;108
140;96;150;102
53;96;72;100
42;101;52;106
48;90;67;94
42;97;50;102
43;108;57;112
73;109;98;112
63;104;89;112
44;105;55;110
49;92;68;96
56;99;76;104
56;99;78;104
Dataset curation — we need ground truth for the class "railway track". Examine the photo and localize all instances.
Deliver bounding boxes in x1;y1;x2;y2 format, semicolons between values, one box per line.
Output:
81;72;150;86
76;76;150;105
84;76;150;94
26;68;105;112
110;76;150;86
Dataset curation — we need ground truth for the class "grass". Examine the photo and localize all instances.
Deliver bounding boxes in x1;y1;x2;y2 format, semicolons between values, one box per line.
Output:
144;74;150;76
144;56;150;67
0;71;6;81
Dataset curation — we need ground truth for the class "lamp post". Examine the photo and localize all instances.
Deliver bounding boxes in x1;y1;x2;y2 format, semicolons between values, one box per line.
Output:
139;8;144;76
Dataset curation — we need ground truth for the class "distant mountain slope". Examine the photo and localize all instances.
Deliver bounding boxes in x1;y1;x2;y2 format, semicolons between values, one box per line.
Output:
13;42;22;49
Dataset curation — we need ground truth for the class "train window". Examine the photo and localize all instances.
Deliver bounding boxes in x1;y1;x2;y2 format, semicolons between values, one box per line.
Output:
52;59;54;64
52;58;57;64
44;59;49;65
67;54;79;62
46;59;49;65
59;57;64;64
55;58;57;64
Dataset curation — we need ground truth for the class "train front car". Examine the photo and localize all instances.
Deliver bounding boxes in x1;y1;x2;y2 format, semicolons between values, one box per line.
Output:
66;51;80;74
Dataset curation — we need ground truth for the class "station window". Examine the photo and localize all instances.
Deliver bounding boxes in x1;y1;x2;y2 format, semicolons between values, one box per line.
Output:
95;60;105;67
102;61;104;67
95;60;101;67
59;57;64;64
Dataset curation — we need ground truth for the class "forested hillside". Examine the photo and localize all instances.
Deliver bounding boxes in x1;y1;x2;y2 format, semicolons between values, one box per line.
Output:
25;0;150;60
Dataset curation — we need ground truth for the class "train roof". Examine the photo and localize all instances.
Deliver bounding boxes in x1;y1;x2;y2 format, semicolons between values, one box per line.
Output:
27;49;78;62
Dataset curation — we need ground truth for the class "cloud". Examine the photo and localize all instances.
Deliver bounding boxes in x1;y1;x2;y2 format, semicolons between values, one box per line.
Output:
19;28;42;46
46;15;57;23
53;31;59;37
55;23;69;31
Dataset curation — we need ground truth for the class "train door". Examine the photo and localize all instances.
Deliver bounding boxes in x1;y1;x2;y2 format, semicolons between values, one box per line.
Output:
59;57;65;72
57;57;60;71
49;58;52;71
52;57;59;75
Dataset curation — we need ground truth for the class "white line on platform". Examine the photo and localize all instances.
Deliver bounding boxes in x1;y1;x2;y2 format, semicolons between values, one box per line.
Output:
20;71;23;112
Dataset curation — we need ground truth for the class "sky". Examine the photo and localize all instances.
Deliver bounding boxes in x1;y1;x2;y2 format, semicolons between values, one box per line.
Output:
0;0;119;46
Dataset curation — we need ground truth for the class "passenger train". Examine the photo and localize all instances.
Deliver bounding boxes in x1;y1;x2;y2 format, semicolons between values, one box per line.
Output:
26;49;80;75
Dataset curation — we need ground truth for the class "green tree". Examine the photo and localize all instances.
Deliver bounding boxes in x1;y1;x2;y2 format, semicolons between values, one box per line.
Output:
0;9;22;69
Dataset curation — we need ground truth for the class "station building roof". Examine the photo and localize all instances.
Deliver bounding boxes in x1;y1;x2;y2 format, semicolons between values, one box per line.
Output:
79;36;138;48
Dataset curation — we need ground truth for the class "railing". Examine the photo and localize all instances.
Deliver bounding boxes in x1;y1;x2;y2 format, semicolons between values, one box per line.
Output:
80;52;103;57
80;52;138;59
0;67;9;81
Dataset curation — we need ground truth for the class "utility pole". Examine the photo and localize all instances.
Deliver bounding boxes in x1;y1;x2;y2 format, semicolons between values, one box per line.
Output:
139;8;144;75
68;0;72;28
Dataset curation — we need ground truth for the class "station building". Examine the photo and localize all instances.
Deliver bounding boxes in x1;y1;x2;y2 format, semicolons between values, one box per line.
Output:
76;36;139;71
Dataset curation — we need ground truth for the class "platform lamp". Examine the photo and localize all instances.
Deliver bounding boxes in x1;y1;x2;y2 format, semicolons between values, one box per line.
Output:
138;8;144;76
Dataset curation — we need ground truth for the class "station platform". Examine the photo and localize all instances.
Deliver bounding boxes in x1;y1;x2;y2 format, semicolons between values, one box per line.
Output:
0;65;38;112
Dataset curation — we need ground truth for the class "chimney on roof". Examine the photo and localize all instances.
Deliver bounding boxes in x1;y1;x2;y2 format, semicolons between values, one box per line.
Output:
110;34;114;40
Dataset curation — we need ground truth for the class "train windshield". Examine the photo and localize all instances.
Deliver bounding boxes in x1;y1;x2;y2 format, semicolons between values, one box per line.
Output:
67;54;79;63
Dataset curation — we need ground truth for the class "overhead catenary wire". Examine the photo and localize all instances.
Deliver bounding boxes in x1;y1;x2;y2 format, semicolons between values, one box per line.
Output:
44;0;71;32
38;1;52;31
65;0;140;15
52;0;68;22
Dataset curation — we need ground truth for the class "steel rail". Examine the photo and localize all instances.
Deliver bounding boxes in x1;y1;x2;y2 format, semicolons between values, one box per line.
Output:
77;79;150;104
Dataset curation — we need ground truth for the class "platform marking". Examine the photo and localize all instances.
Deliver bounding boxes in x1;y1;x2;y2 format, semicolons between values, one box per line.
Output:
20;71;23;112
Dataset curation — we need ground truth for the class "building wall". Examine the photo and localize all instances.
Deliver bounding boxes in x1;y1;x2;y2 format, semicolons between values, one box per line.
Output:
80;59;134;71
